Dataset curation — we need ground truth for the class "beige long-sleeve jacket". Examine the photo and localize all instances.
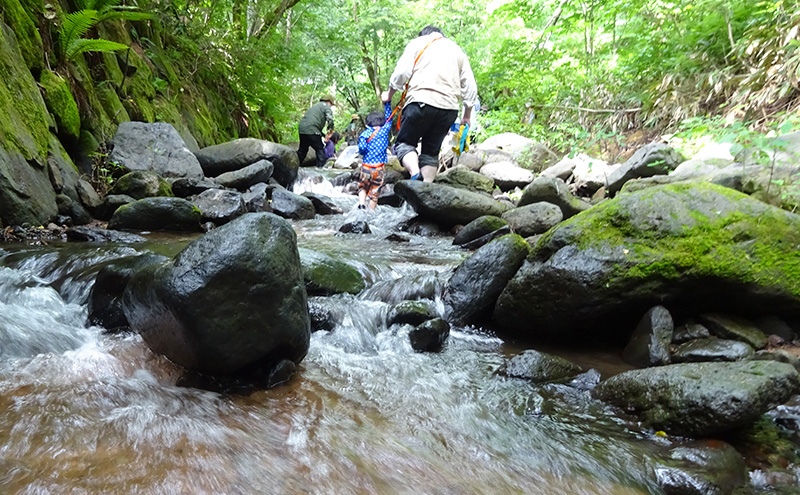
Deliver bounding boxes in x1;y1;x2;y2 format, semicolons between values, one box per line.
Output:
389;34;478;112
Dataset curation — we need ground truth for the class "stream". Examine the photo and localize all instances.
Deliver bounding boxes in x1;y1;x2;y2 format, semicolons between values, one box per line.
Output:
0;169;673;495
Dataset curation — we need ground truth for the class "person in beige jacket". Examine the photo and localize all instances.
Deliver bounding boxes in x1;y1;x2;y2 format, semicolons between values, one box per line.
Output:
382;26;478;182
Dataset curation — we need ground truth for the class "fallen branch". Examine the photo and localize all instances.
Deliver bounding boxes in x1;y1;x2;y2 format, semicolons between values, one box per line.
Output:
532;104;642;114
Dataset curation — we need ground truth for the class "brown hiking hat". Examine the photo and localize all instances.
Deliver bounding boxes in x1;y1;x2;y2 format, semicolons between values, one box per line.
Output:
320;94;336;106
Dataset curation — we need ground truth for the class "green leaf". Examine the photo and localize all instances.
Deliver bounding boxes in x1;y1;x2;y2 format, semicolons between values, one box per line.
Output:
60;9;99;56
66;38;128;61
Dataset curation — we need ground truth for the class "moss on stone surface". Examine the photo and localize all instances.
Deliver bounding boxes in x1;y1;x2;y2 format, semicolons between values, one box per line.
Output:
533;181;800;299
97;84;130;124
40;69;81;140
0;22;49;161
0;0;43;72
69;56;116;142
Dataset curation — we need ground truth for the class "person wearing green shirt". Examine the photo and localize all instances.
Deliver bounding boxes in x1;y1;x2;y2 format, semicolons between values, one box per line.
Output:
297;95;336;168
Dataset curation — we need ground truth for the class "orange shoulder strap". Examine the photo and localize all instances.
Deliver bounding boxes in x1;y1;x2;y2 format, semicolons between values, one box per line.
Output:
395;36;443;130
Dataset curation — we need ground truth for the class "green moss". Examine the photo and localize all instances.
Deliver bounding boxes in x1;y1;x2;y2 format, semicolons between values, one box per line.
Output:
537;182;800;298
97;84;130;124
101;52;124;88
0;22;49;161
725;415;800;470
0;0;43;72
40;70;81;140
68;57;117;142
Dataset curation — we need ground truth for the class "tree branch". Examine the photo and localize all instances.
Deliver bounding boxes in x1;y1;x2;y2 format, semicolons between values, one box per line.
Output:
532;103;642;114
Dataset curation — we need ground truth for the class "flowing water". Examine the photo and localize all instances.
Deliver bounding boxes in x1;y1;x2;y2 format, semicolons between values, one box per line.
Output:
0;169;672;495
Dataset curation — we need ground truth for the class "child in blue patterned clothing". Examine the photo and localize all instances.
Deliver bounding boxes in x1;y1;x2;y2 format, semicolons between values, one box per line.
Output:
357;102;393;210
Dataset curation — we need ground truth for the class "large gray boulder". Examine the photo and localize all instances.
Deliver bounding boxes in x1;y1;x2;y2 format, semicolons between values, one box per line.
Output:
108;197;202;232
395;180;510;226
479;161;534;190
271;189;315;220
0;145;57;226
501;202;563;238
195;139;299;187
494;182;800;339
191;189;246;225
518;176;591;219
606;143;682;195
109;122;204;180
444;234;529;325
213;159;274;191
593;361;800;436
122;213;310;375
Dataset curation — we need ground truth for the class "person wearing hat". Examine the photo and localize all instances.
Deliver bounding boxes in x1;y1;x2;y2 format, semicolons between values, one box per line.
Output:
344;114;360;146
297;95;336;167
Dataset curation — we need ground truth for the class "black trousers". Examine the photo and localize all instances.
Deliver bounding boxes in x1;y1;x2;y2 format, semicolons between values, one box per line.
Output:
297;133;326;167
395;102;458;166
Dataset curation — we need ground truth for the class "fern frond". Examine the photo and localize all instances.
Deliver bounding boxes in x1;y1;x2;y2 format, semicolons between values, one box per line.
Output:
60;9;99;55
66;38;128;62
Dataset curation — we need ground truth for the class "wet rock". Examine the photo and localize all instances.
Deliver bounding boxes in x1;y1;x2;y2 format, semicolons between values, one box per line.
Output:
171;177;220;198
385;233;410;242
270;189;315;220
444;234;529;325
499;349;583;384
243;183;270;213
672;337;755;363
377;186;404;207
302;192;343;215
339;220;371;234
752;349;800;372
108;170;173;199
479;161;534;190
299;248;365;295
699;314;768;349
622;305;674;367
569;369;601;391
191;189;246;225
76;179;102;209
401;217;440;236
194;138;299;188
88;254;170;332
518;176;590;219
66;226;147;243
409;318;450;352
55;193;92;225
593;361;800;436
395;180;510;227
655;440;747;495
213;159;274;191
108;197;203;232
607;143;682;195
673;321;711;344
94;194;136;221
110;122;204;180
501;202;563;238
453;215;508;246
309;300;335;332
494;182;800;340
123;212;310;376
460;225;511;250
434;165;495;194
387;300;437;327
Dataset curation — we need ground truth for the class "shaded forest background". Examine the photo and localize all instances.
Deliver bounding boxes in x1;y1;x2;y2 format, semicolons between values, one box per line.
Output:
2;0;799;161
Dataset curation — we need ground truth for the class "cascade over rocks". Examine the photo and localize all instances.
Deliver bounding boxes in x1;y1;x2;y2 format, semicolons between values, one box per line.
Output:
593;361;800;436
110;122;204;180
494;182;800;339
122;212;310;376
409;318;450;353
395;180;510;226
194;138;299;187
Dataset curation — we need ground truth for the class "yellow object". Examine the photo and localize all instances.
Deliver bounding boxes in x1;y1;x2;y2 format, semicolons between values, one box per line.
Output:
451;124;470;156
655;430;667;438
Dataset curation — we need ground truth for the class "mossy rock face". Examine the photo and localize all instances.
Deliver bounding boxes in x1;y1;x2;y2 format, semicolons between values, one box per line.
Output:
97;85;130;125
68;57;116;142
0;0;43;72
40;70;81;140
494;182;800;339
0;22;50;161
298;248;366;296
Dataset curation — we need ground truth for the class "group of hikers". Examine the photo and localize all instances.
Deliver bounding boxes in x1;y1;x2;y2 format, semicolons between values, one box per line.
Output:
296;25;478;210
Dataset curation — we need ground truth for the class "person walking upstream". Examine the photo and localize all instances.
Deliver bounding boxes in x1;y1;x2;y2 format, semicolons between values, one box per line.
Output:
297;95;335;168
382;26;478;182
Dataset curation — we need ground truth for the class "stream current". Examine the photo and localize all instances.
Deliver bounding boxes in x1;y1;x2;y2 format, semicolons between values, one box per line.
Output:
0;169;672;494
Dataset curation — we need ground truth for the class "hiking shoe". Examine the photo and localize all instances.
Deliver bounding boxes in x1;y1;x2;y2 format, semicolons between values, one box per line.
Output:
358;204;366;210
410;173;421;181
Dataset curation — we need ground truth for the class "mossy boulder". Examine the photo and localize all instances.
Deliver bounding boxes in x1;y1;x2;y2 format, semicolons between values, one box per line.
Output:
109;170;173;199
299;248;366;296
495;182;800;339
593;361;800;436
434;165;495;194
453;215;508;246
39;70;80;140
108;197;202;232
